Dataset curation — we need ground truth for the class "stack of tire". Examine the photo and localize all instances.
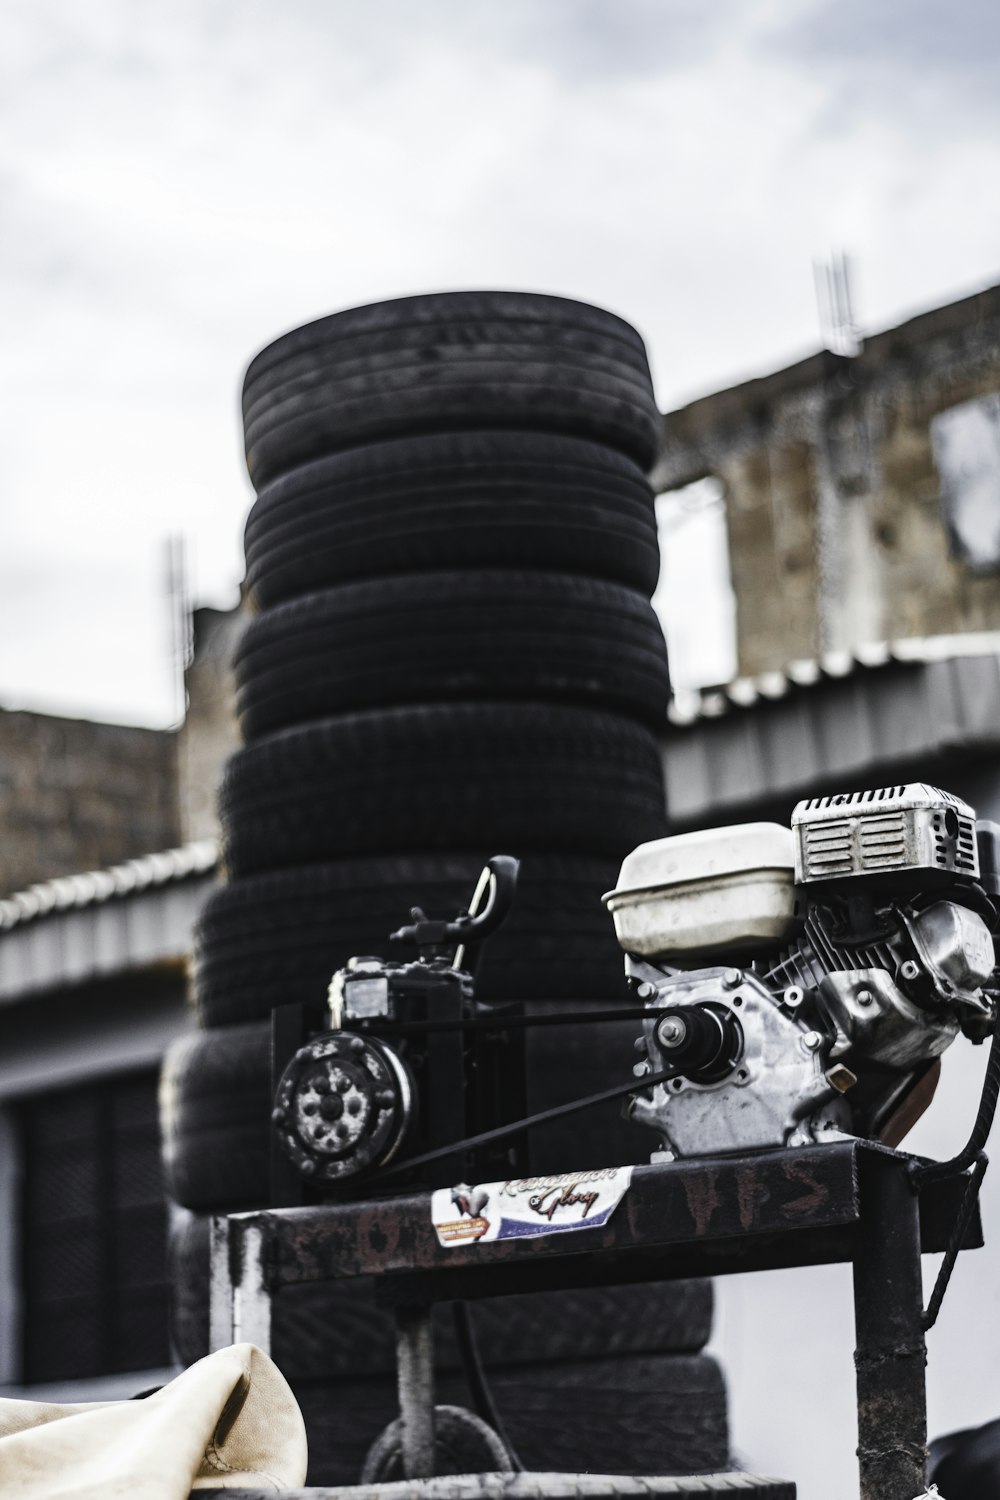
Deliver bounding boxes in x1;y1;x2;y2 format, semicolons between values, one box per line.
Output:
161;293;726;1483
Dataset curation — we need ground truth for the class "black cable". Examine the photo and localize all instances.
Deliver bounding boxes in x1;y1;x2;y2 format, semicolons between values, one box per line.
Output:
907;1008;1000;1327
913;1007;1000;1185
451;1301;525;1472
922;1153;989;1333
372;1064;680;1183
359;1005;656;1039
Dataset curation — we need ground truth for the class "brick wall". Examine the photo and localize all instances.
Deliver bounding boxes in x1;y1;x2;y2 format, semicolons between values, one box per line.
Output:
0;710;179;896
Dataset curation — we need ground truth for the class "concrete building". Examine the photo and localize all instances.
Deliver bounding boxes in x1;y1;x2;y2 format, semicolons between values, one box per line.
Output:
652;282;1000;678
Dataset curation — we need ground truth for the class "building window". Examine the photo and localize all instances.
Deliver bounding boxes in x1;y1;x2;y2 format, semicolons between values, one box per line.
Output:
18;1071;170;1383
930;394;1000;572
652;477;738;691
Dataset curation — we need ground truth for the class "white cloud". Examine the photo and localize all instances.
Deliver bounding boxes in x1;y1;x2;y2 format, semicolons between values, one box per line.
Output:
0;0;998;720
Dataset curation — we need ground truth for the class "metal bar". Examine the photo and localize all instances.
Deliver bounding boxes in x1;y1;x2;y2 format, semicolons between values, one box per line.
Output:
373;1225;861;1306
396;1304;436;1479
194;1475;797;1499
917;1167;985;1252
853;1153;927;1500
264;1144;864;1291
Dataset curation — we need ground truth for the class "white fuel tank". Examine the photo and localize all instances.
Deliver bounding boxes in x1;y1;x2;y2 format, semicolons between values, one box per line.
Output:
602;822;801;963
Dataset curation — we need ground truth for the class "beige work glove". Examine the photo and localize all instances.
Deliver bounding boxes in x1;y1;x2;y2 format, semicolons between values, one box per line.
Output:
0;1343;307;1499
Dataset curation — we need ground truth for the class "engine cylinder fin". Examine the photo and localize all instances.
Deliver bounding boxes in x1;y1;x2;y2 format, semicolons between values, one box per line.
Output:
760;910;896;995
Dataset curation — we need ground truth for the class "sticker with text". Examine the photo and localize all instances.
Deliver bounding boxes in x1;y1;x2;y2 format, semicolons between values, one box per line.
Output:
431;1167;633;1247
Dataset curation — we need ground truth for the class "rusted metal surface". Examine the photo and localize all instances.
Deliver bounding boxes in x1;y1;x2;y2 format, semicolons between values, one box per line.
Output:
222;1142;978;1308
245;1145;862;1295
197;1474;798;1498
853;1152;928;1500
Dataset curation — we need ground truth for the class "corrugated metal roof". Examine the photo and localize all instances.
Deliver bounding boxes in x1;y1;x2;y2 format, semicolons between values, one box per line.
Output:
663;644;1000;829
667;633;1000;725
0;840;218;932
0;841;219;1003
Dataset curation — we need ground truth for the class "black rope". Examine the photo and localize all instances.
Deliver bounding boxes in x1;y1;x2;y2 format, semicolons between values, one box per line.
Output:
372;1064;679;1183
451;1302;525;1472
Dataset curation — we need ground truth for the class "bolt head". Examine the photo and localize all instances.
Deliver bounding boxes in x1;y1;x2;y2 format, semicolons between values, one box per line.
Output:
856;988;874;1006
656;1014;688;1049
803;1030;823;1051
637;981;657;1000
632;1061;649;1078
723;969;743;989
271;1107;286;1125
299;1159;316;1177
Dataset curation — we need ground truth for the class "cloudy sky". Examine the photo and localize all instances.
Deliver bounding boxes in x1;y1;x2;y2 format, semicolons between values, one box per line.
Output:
2;0;999;724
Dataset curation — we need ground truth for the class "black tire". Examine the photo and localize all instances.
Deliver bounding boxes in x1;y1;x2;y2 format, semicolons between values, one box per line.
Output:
167;1207;212;1366
218;705;667;876
243;431;661;607
242;292;661;486
359;1406;512;1481
193;853;631;1028
437;1353;729;1479
234;573;669;738
930;1417;1000;1498
168;1210;712;1381
292;1354;727;1484
160;1025;272;1211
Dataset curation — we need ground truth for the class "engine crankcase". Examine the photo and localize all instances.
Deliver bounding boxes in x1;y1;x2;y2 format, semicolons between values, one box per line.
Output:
630;967;848;1157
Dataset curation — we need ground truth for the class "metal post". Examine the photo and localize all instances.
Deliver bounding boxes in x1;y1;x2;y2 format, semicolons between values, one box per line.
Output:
208;1214;234;1353
395;1305;436;1479
853;1156;927;1500
210;1213;273;1356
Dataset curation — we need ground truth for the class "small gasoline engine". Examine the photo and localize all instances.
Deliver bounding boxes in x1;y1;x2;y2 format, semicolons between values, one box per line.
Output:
272;784;1000;1187
608;784;999;1158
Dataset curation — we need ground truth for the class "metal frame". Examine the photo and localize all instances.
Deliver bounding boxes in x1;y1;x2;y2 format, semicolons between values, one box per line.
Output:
211;1141;981;1500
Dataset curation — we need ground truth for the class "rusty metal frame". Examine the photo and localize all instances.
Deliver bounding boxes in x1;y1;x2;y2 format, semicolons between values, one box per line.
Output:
210;1141;981;1500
